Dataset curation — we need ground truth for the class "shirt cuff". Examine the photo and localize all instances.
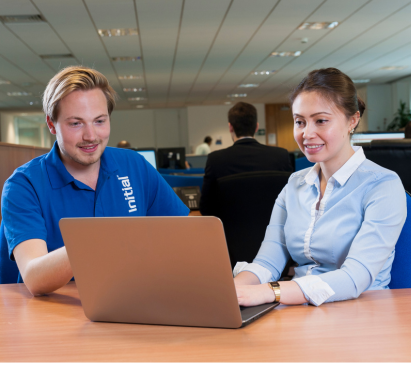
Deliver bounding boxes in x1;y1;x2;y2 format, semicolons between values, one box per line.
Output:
233;261;273;284
293;275;335;306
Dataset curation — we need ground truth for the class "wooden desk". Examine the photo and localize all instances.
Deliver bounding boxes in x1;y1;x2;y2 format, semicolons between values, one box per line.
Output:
1;283;410;362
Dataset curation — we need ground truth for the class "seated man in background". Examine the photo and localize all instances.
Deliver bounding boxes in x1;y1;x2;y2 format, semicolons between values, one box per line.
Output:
195;136;213;155
200;102;293;216
0;66;189;295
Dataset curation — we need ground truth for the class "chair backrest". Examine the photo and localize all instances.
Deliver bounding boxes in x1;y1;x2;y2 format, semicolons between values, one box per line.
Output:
0;221;19;284
216;170;291;268
161;174;204;192
389;191;411;289
360;139;411;193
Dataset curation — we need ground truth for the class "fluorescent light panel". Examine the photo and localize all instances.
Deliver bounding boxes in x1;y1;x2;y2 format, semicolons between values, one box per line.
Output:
118;75;141;80
7;92;32;96
238;84;259;88
298;21;339;30
380;66;407;70
112;56;141;62
123;88;145;92
98;28;138;37
251;70;276;75
128;97;146;101
136;105;144;108
352;79;370;84
227;93;247;98
271;51;301;57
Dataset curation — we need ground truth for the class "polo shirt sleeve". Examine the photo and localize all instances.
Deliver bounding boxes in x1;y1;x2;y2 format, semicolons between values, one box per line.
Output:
1;174;47;260
141;159;189;216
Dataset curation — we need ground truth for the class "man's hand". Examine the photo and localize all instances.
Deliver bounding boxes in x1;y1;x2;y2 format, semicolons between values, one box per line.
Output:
235;283;275;307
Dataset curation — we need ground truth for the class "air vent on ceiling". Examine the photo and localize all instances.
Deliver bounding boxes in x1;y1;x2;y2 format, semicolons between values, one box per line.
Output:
0;14;46;23
40;54;74;60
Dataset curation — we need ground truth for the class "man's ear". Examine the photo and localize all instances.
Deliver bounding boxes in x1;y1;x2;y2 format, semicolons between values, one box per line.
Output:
46;116;57;135
254;122;259;135
228;123;234;133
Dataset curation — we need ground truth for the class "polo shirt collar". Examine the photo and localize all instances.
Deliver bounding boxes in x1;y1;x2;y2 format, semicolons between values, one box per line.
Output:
45;141;119;189
302;146;366;187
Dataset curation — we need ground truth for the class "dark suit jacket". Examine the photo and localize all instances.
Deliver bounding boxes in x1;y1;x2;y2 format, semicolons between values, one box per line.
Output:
199;138;293;215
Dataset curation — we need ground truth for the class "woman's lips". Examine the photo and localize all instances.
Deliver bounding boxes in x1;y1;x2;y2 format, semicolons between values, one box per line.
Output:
304;144;324;153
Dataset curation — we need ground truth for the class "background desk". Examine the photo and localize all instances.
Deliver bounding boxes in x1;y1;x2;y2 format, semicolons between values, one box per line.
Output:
0;283;410;362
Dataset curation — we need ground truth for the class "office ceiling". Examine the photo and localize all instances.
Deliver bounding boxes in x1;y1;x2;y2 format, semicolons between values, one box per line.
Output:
1;0;411;111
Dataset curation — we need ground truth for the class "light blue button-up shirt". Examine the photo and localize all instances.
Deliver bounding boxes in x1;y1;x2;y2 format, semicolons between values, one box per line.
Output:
236;147;407;305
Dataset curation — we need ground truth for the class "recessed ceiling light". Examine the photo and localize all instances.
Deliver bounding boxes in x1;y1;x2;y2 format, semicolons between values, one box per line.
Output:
40;53;74;59
0;79;10;84
136;105;144;108
271;51;301;57
128;97;146;101
118;75;142;80
352;79;370;84
238;84;259;88
123;88;145;92
251;70;276;75
98;28;138;37
112;56;141;62
227;93;247;98
298;21;339;30
7;92;32;96
380;66;407;70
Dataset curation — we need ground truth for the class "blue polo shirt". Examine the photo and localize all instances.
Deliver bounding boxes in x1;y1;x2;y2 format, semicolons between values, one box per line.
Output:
0;142;189;283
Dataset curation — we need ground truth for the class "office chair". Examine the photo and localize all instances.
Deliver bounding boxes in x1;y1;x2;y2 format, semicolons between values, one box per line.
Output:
215;170;291;269
389;191;411;289
0;221;19;284
360;139;411;193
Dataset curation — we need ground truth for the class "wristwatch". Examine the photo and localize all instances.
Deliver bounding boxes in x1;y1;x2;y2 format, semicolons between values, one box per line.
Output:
268;281;281;303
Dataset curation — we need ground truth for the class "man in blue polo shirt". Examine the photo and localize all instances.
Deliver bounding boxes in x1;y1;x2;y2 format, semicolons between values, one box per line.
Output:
0;66;189;295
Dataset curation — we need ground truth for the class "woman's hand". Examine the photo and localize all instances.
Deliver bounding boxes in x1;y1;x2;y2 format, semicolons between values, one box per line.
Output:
235;283;275;307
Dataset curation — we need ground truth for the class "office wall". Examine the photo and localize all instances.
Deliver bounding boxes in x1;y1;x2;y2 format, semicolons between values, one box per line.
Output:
109;108;189;150
187;104;266;154
0;113;16;144
365;84;392;131
391;75;411;116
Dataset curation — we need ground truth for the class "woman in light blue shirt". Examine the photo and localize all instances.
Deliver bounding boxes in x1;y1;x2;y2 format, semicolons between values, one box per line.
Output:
234;68;407;306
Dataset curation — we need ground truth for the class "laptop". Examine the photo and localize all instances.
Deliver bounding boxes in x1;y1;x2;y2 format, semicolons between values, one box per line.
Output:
59;216;278;328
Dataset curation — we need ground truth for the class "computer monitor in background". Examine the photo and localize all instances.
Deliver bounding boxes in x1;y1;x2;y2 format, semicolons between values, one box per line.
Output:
135;149;157;169
157;147;186;169
351;131;405;144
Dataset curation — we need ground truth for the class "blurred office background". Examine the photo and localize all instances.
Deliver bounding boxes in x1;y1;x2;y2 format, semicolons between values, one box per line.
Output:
0;0;411;152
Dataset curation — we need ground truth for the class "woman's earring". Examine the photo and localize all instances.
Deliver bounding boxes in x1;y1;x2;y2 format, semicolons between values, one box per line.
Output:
350;128;355;134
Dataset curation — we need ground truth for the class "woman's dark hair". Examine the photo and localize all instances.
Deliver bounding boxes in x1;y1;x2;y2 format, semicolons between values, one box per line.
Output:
204;136;212;144
289;68;366;132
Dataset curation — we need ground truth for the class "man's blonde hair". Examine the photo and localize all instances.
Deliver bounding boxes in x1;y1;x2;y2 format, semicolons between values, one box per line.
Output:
43;66;117;122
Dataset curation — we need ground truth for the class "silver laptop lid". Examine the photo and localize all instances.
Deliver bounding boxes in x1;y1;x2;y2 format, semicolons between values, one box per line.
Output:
60;216;243;328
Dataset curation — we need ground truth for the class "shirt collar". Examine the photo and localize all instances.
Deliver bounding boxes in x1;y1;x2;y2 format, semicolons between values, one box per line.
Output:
45;141;118;189
302;146;366;187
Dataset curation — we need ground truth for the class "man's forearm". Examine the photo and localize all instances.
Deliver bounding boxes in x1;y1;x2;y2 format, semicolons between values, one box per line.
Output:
22;246;73;296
